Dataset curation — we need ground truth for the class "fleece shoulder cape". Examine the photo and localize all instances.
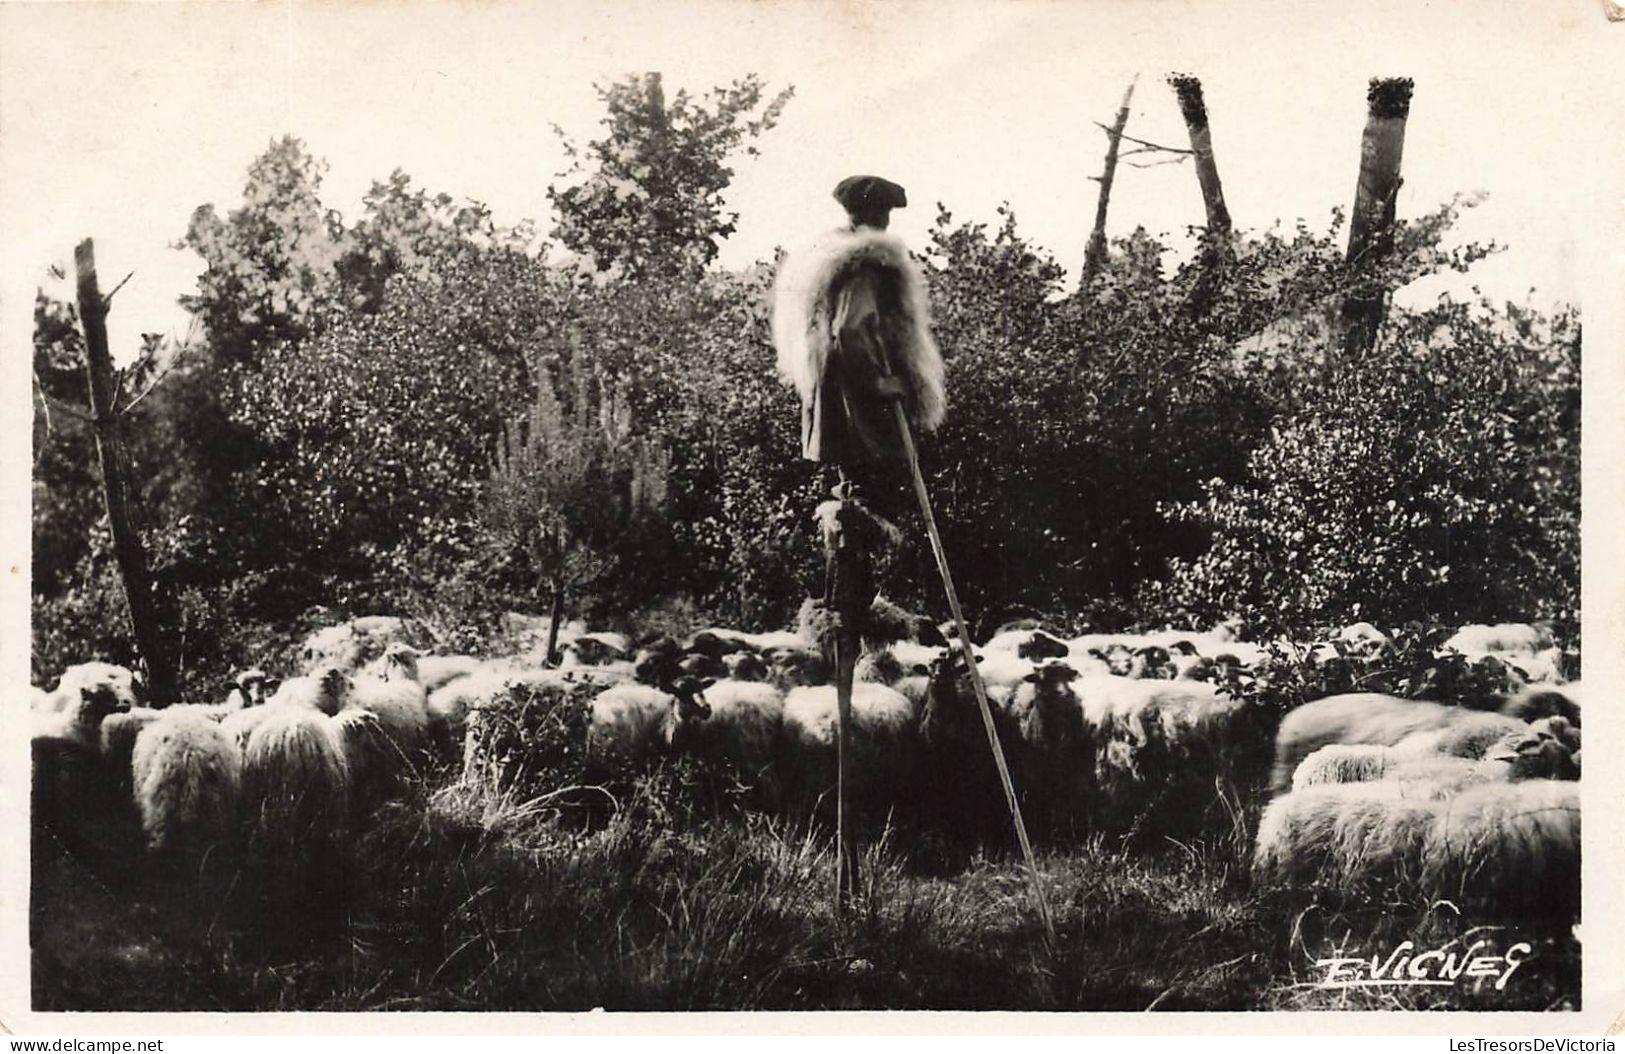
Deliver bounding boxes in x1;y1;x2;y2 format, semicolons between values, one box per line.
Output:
771;227;946;435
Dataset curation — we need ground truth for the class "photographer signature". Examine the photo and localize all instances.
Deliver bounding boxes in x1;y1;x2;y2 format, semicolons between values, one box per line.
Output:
1313;939;1532;990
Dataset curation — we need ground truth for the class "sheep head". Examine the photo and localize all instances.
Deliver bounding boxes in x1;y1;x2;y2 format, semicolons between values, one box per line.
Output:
767;648;829;689
678;651;725;679
236;667;271;706
1485;728;1579;781
58;663;138;728
1016;631;1070;661
662;675;715;751
1100;644;1135;677
315;665;354;715
382;643;422;683
1130;646;1173;679
1021;660;1080;691
723;651;769;682
919;650;982;746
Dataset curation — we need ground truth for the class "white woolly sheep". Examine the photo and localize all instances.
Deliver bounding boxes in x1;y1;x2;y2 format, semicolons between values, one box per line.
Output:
241;706;350;842
782;681;919;822
360;647;483;693
1289;744;1400;791
1255;778;1579;914
341;650;432;769
1426;779;1579;912
1290;743;1506;797
32;663;140;748
268;666;352;717
1443;622;1554;657
298;614;435;674
1254;781;1448;892
331;707;397;820
129;709;242;859
1270;694;1503;795
585;677;713;776
667;678;785;785
1074;674;1250;832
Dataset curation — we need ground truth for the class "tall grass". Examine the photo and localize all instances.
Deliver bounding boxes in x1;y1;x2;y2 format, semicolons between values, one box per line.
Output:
33;751;1579;1011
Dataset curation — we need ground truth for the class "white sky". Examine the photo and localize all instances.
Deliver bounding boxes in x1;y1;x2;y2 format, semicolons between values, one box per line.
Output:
1;0;1618;363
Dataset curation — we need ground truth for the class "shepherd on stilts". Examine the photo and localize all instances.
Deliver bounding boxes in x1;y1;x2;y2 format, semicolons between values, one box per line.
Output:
772;177;1056;946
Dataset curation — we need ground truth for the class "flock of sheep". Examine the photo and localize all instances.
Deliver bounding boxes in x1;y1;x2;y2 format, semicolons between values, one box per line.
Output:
29;609;1581;918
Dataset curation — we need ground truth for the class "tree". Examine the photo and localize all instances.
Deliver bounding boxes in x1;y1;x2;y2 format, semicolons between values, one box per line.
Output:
178;136;353;365
1080;76;1139;289
548;72;793;279
1337;77;1415;365
480;354;669;664
70;240;179;702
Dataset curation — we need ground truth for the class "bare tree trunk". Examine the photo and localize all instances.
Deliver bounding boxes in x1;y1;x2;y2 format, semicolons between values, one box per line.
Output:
1170;74;1232;318
1169;75;1231;234
1080;75;1139;290
74;239;177;704
544;579;565;667
1337;77;1414;365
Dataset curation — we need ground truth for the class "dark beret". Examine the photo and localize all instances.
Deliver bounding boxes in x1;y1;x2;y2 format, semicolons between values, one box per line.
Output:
833;175;907;214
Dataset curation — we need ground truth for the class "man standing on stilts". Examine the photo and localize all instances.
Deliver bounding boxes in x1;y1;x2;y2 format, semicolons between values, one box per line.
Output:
772;176;1057;943
771;175;945;902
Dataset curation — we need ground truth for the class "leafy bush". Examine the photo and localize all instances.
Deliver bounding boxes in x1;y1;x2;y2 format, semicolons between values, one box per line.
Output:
1154;299;1579;638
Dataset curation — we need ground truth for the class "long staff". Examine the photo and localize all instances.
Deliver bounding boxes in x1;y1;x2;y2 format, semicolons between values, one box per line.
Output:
876;333;1058;949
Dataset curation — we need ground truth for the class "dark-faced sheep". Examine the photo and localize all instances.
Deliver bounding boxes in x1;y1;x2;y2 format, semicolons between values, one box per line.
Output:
1005;661;1090;837
585;677;714;778
666;679;786;802
223;668;273;710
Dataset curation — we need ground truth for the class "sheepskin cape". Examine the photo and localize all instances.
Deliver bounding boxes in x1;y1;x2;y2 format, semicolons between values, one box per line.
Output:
772;227;946;463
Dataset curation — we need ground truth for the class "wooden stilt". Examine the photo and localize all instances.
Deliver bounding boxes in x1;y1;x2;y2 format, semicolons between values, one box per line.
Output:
823;483;863;909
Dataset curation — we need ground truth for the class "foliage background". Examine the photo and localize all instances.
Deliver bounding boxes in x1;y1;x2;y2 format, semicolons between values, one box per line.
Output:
30;74;1580;692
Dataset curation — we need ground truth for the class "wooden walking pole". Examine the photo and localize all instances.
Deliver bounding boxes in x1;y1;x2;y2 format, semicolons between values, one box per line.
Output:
875;339;1058;949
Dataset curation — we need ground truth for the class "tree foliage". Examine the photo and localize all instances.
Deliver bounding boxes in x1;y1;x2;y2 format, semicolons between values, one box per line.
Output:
30;77;1580;697
480;352;669;638
549;73;793;279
